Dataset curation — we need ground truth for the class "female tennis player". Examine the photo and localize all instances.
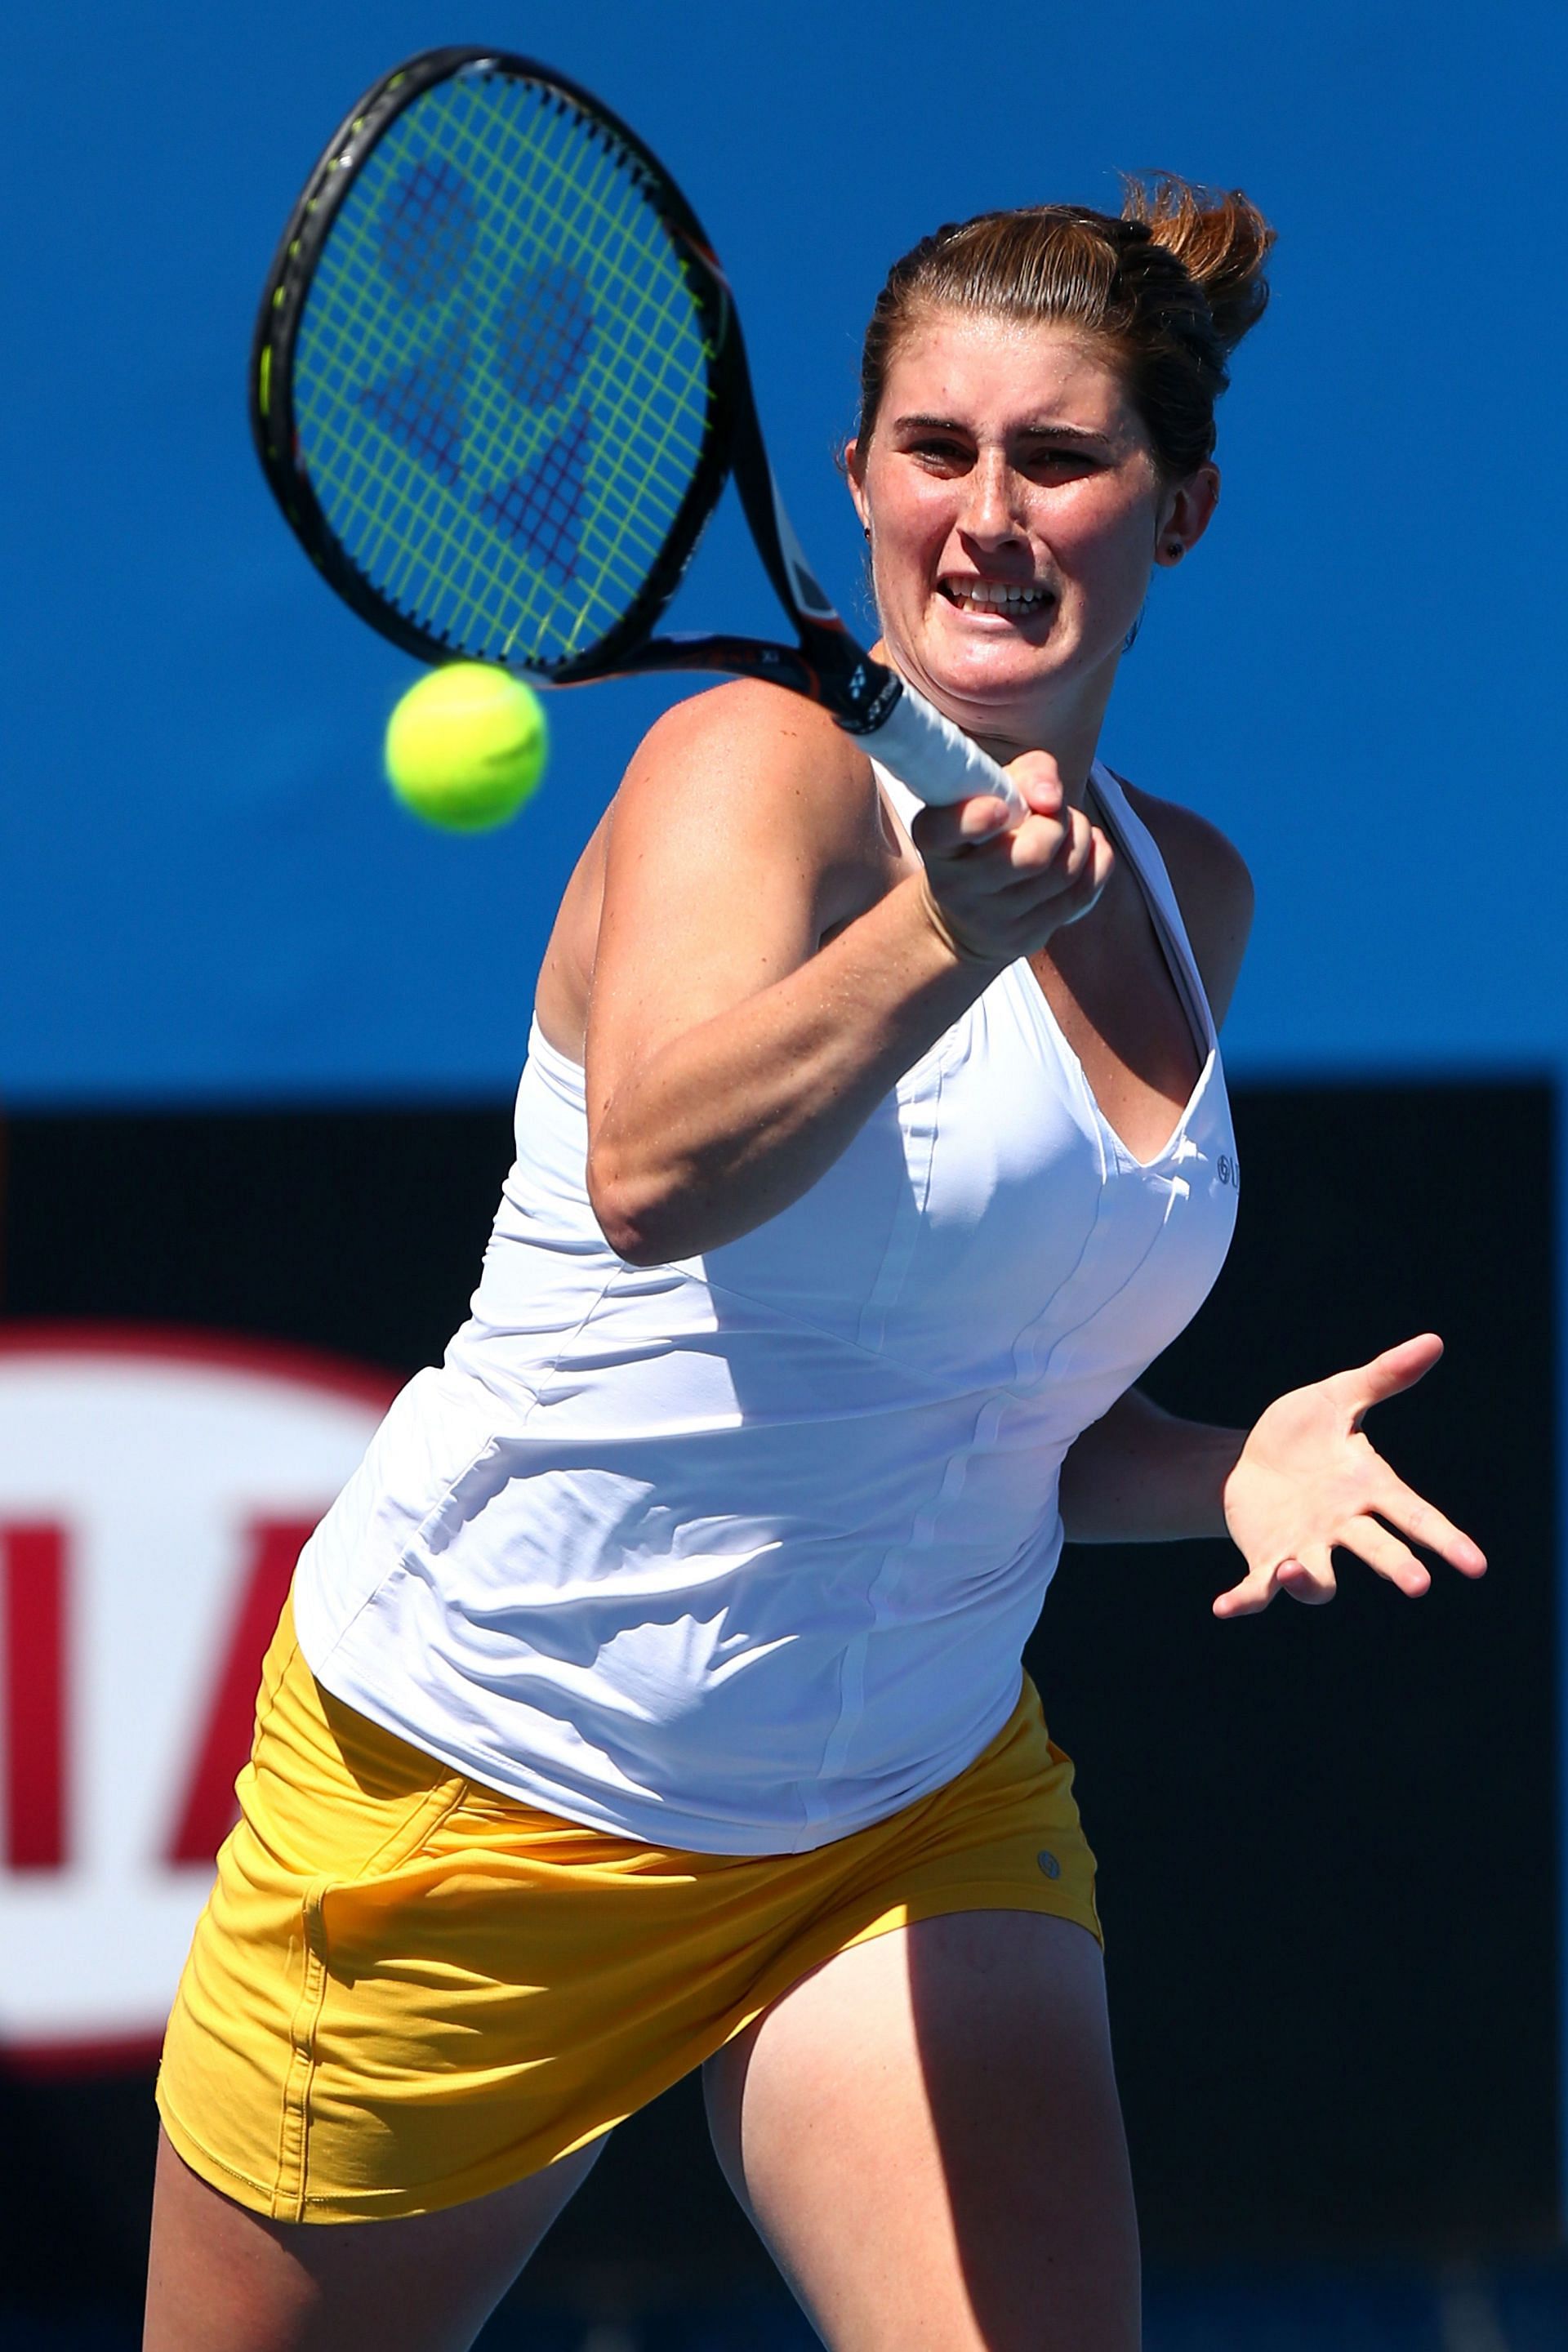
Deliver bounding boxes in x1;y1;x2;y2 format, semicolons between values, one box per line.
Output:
145;179;1485;2352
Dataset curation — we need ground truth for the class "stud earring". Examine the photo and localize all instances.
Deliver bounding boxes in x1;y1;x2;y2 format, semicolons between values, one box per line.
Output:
1165;540;1184;560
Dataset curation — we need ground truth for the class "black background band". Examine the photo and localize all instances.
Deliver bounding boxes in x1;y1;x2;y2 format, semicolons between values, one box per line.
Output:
0;1076;1554;2319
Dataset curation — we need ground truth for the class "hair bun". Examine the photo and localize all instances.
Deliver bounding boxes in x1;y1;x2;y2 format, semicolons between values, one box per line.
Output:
1120;172;1275;356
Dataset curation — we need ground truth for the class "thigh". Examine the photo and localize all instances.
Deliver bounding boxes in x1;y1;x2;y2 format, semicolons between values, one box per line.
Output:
143;2125;605;2352
703;1911;1139;2352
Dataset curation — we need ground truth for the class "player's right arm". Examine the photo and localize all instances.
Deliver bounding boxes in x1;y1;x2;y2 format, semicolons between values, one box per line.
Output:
584;682;1107;1265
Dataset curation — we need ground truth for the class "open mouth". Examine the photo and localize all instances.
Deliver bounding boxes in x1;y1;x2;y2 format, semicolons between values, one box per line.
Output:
938;578;1054;618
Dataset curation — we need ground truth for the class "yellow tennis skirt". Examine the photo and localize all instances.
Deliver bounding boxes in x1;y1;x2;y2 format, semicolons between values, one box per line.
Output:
156;1595;1100;2224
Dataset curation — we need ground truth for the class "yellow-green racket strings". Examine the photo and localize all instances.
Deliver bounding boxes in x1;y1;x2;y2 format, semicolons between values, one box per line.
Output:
292;71;715;669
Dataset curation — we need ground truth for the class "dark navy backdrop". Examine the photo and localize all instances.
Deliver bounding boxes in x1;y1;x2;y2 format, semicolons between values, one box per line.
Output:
3;0;1563;2238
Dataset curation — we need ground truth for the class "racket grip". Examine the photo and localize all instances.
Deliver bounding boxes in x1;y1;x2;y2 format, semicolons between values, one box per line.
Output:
853;680;1027;823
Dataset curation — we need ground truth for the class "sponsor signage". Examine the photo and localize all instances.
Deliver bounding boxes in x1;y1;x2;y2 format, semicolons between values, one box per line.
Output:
0;1326;394;2071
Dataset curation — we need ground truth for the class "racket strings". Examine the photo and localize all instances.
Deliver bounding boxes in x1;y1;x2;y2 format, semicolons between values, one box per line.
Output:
492;261;594;412
376;156;477;305
290;69;716;668
356;322;470;486
478;407;592;586
439;90;712;642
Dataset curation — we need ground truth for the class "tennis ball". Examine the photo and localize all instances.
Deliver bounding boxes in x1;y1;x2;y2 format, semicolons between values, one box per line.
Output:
384;664;548;834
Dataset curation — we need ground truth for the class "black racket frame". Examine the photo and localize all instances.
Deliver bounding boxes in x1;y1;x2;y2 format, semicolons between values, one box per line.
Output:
251;47;898;730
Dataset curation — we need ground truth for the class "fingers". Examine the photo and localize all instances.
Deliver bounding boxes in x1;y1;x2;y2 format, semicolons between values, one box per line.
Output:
912;777;1111;964
1211;1563;1276;1619
1071;822;1117;925
1044;804;1102;902
1338;1515;1431;1597
1006;749;1070;821
912;786;1064;862
1215;1497;1486;1623
1212;1548;1335;1619
912;751;1066;856
1275;1553;1339;1604
1332;1332;1445;1424
914;794;1034;855
1371;1473;1488;1577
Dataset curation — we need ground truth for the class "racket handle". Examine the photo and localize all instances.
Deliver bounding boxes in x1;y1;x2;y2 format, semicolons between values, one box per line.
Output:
853;679;1028;823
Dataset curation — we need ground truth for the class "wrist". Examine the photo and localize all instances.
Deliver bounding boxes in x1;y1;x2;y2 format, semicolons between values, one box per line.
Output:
1212;1426;1253;1530
911;874;1009;975
1159;1415;1249;1539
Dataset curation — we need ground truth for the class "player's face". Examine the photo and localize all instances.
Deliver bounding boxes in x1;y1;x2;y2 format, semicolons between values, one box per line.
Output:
848;311;1205;751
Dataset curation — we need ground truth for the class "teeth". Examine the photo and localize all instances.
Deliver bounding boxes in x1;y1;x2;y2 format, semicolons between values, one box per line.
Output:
946;581;1049;610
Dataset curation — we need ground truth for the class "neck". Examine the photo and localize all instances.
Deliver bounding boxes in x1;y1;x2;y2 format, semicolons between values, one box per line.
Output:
871;642;1119;807
969;709;1104;804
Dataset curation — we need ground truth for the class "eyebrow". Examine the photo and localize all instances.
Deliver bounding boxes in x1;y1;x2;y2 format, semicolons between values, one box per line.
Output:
891;413;1116;447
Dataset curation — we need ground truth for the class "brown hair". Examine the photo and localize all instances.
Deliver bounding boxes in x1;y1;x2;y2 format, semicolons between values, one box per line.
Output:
854;175;1276;480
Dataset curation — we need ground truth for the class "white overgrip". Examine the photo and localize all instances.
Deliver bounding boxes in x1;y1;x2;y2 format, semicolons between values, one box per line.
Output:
855;679;1027;822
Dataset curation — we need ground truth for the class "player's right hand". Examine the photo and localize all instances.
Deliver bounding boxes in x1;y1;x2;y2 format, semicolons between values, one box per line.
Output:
909;751;1114;969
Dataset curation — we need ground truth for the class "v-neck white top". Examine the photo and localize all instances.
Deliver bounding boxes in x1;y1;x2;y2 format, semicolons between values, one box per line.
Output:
293;760;1240;1855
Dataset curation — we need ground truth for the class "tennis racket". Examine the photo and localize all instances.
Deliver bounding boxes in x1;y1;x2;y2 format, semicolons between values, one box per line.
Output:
249;47;1027;821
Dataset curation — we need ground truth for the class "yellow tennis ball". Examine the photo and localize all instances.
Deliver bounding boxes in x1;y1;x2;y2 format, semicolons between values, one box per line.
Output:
384;664;549;834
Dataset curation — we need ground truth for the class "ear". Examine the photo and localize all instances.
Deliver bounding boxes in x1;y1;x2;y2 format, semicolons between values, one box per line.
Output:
844;439;871;535
1154;463;1220;567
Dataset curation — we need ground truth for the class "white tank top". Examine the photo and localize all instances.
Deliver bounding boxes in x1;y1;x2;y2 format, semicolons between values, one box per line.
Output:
293;763;1239;1854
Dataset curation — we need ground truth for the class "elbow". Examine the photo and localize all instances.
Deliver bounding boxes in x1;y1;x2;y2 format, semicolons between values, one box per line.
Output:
586;1153;686;1267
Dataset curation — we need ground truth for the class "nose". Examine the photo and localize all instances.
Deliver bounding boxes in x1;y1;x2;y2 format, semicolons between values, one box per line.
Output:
960;450;1028;549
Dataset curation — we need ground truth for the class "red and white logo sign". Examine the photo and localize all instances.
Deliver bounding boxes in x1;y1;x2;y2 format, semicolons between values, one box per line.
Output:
0;1325;395;2072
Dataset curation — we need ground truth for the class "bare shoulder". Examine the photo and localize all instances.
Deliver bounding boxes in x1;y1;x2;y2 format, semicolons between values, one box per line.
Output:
621;679;879;852
538;684;881;1062
1117;777;1254;1029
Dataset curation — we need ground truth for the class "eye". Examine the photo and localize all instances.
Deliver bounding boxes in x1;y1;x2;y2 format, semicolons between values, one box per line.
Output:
905;435;972;471
1022;445;1103;482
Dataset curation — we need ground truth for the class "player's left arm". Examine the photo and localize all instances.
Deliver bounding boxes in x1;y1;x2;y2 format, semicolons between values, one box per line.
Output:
1058;786;1486;1611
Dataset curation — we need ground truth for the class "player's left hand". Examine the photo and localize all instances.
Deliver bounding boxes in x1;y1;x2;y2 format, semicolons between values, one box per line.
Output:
1214;1333;1487;1619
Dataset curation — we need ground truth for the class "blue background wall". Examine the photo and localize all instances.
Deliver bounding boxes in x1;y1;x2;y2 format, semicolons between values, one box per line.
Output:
5;0;1562;1100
